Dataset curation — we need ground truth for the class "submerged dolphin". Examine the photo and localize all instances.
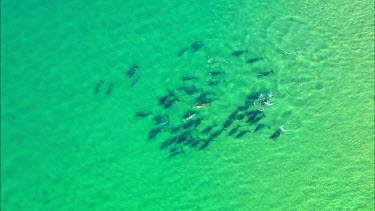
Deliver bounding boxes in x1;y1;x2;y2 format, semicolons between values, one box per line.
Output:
169;147;184;158
94;80;104;94
254;124;270;133
246;57;263;64
191;41;203;52
235;130;250;138
257;70;275;78
177;47;190;57
202;124;217;134
228;126;241;136
105;83;115;95
126;65;139;78
231;50;248;57
269;126;286;140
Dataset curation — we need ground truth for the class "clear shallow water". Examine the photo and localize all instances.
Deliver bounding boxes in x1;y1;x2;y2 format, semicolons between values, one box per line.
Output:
1;0;374;210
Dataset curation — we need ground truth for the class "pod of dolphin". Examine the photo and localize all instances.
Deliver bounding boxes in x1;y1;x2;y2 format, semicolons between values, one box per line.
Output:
94;41;286;158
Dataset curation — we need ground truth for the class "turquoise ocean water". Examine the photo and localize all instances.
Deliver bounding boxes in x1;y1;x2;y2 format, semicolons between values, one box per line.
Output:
1;0;374;210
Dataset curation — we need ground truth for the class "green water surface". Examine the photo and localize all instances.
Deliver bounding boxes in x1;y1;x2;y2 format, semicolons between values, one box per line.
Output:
1;0;374;210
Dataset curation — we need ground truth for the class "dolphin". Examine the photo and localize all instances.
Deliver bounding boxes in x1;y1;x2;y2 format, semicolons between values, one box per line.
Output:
208;71;224;76
199;140;211;150
183;111;198;121
246;93;260;102
234;113;246;121
184;137;195;146
231;50;248;57
194;103;210;109
257;70;275;78
229;110;239;119
196;91;217;104
183;118;201;130
130;77;140;88
163;97;179;109
134;112;152;118
227;126;241;136
177;47;190;57
160;137;178;150
148;128;162;141
179;86;199;95
202;124;217;134
169;147;184;158
269;126;286;140
222;118;234;129
246;110;262;122
246;57;263;64
248;113;265;125
180;76;198;82
175;135;190;144
210;130;223;138
127;65;139;78
94;80;104;94
191;41;203;52
159;91;175;105
153;115;169;126
170;126;183;134
105;83;115;95
235;130;250;138
207;79;225;86
237;104;251;111
190;139;202;148
254;124;270;133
